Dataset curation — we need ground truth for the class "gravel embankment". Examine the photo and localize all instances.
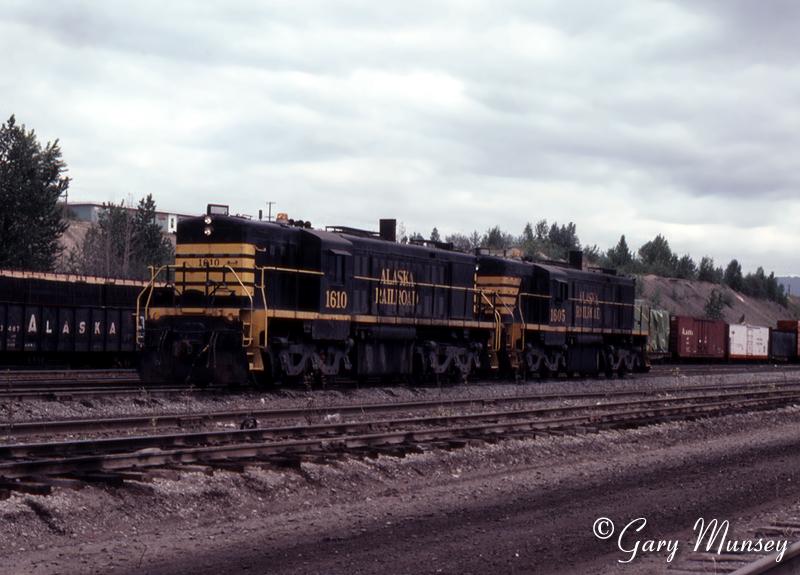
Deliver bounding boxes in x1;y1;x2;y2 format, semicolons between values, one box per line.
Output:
3;389;800;574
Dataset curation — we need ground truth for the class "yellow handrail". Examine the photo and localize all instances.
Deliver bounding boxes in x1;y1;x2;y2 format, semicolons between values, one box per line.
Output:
136;263;257;348
478;290;503;352
136;264;170;347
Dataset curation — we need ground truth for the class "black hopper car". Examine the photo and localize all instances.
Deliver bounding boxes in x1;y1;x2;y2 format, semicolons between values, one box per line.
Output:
139;206;648;385
0;270;145;367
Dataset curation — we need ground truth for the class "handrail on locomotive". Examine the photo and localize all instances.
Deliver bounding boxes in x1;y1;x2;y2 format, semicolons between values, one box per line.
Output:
136;262;257;348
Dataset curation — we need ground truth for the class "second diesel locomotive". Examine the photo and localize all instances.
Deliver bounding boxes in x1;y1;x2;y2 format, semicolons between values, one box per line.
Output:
138;206;648;385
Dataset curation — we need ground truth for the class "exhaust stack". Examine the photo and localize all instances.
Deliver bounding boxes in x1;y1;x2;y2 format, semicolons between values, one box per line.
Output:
379;219;397;242
569;250;583;270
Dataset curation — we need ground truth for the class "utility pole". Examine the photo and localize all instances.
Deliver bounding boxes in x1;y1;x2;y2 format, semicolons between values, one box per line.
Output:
266;201;276;222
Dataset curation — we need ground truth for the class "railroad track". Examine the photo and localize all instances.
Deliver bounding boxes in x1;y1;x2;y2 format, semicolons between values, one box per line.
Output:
0;369;213;399
649;364;800;378
6;378;800;439
0;368;137;381
726;540;800;574
0;382;206;400
671;527;800;574
2;383;800;495
0;364;797;400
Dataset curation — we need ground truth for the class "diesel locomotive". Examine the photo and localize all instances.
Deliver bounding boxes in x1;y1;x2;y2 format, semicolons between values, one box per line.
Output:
137;205;648;385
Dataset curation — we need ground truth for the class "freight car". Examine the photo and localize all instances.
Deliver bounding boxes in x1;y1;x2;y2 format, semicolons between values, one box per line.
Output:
138;206;649;385
648;313;797;363
772;321;800;362
669;316;728;361
634;301;670;360
0;270;144;367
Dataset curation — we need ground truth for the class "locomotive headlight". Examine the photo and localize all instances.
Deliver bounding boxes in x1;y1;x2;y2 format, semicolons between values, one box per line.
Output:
204;215;212;225
203;226;213;236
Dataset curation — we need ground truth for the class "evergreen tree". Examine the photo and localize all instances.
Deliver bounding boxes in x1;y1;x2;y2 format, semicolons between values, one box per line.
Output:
534;219;548;240
429;227;441;243
521;222;535;244
483;226;513;249
0;115;69;270
607;235;632;268
675;254;697;280
582;244;601;262
723;259;743;291
704;289;725;320
543;221;580;259
520;222;538;258
697;256;722;283
638;234;677;276
132;194;173;274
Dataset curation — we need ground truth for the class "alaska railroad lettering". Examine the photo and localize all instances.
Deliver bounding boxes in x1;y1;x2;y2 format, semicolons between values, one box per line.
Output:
375;268;419;307
575;290;601;320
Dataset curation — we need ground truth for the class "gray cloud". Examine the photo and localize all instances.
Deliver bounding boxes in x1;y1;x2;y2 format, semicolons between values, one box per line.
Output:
1;0;799;273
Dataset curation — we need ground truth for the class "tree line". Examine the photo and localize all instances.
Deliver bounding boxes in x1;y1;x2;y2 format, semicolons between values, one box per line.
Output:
402;220;788;307
0;115;173;279
1;114;790;305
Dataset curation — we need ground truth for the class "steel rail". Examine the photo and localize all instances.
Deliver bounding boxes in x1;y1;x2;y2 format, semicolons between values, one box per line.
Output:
0;369;137;381
0;390;799;481
5;378;800;438
729;541;800;575
3;387;800;462
0;386;206;401
1;378;141;388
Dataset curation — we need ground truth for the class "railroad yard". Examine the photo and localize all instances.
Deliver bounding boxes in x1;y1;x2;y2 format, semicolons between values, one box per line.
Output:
0;367;799;574
7;1;800;573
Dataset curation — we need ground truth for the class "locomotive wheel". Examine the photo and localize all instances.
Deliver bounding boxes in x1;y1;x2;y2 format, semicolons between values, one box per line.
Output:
604;353;615;378
539;364;551;381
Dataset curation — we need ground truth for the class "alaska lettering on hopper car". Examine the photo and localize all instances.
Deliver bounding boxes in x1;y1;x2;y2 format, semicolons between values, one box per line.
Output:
22;315;118;336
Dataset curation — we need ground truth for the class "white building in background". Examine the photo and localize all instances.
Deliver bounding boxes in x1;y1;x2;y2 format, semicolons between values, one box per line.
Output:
62;202;195;234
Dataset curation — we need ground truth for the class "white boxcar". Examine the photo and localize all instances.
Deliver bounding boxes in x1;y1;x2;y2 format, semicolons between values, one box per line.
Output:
728;324;769;360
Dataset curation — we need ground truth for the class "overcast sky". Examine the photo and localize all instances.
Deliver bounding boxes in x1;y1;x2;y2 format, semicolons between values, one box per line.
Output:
2;1;798;274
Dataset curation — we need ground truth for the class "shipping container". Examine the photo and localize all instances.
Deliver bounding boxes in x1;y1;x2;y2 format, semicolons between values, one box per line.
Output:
669;316;727;360
728;324;769;360
771;329;797;362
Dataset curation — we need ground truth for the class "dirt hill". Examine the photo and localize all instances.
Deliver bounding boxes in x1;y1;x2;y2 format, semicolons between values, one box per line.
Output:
638;274;800;328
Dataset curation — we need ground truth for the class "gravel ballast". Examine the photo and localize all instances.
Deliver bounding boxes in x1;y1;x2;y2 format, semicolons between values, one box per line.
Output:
3;385;800;574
